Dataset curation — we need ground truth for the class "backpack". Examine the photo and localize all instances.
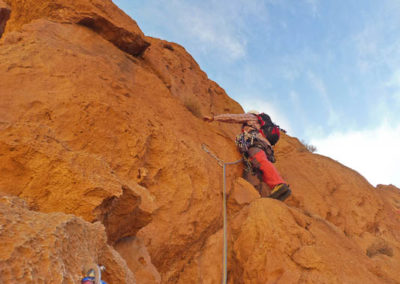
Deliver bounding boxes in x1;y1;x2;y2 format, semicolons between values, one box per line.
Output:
256;113;281;145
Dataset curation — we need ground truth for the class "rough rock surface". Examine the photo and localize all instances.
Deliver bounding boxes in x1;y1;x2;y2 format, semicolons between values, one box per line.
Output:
0;194;135;284
114;236;161;284
1;0;400;283
0;0;10;39
2;0;149;56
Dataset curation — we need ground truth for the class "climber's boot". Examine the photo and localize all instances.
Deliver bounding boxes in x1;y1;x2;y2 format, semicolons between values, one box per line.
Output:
277;188;291;201
269;184;291;201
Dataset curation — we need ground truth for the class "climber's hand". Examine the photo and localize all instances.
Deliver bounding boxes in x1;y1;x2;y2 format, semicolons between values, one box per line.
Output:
203;115;214;122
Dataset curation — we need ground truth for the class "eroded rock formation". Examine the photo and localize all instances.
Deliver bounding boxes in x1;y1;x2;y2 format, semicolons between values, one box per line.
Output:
1;0;400;283
0;1;10;39
0;194;135;283
2;0;149;56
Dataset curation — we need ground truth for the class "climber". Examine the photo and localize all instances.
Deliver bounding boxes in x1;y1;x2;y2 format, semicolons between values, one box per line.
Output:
204;111;291;201
81;264;106;284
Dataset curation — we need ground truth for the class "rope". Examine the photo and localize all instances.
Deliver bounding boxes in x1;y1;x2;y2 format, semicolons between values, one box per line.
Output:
201;143;225;166
202;144;242;284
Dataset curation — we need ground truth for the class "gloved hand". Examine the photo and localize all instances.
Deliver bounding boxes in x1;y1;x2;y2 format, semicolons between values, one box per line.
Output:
203;115;214;122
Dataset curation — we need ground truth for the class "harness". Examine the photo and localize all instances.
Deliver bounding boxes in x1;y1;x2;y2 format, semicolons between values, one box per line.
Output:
235;130;276;175
235;112;284;175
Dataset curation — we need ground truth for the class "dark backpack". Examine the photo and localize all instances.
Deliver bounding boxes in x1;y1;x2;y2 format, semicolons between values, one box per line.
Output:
256;113;281;145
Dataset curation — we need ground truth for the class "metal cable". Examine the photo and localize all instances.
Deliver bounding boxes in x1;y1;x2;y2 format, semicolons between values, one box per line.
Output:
202;144;242;284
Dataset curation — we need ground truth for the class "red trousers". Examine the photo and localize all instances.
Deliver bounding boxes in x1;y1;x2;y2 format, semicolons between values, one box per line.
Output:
248;147;285;189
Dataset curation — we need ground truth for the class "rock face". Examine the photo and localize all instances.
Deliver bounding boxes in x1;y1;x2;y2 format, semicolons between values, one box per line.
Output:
1;0;400;283
2;0;149;56
0;0;10;38
0;194;135;284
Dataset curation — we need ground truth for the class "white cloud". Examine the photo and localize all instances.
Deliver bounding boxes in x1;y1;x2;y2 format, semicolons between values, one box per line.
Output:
289;90;300;105
116;0;253;61
386;70;400;87
352;9;400;75
305;0;320;17
354;26;378;58
289;90;307;128
280;63;300;81
307;72;340;126
240;99;292;133
154;0;274;62
310;122;400;187
395;93;400;105
180;7;246;60
385;70;400;105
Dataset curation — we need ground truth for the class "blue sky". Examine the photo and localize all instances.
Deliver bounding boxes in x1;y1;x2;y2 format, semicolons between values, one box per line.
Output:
114;0;400;187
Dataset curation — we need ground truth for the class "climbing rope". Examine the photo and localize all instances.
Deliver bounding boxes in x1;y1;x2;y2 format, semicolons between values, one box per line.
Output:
201;144;243;284
201;143;225;166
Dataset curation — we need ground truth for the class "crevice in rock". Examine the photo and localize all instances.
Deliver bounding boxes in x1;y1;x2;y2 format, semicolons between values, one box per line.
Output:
366;239;394;258
141;56;174;95
0;1;11;39
162;218;221;282
114;236;161;283
162;43;174;51
77;15;150;57
94;185;153;244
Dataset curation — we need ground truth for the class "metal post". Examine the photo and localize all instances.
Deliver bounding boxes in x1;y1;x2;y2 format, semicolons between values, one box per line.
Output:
201;144;242;284
222;164;228;284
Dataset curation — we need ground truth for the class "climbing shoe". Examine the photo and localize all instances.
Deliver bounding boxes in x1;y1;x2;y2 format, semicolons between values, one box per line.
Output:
269;184;291;201
277;188;291;201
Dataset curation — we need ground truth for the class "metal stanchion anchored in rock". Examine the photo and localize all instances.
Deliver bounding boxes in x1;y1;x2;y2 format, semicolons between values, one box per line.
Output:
202;144;243;284
81;263;106;284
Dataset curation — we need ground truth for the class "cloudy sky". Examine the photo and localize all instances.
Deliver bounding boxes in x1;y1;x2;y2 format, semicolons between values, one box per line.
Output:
114;0;400;187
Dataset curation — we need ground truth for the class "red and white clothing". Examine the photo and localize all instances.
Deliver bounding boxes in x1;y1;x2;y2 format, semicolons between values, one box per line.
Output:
213;113;286;189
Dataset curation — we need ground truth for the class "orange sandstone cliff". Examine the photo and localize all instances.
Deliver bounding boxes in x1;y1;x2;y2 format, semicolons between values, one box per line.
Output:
0;1;400;283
